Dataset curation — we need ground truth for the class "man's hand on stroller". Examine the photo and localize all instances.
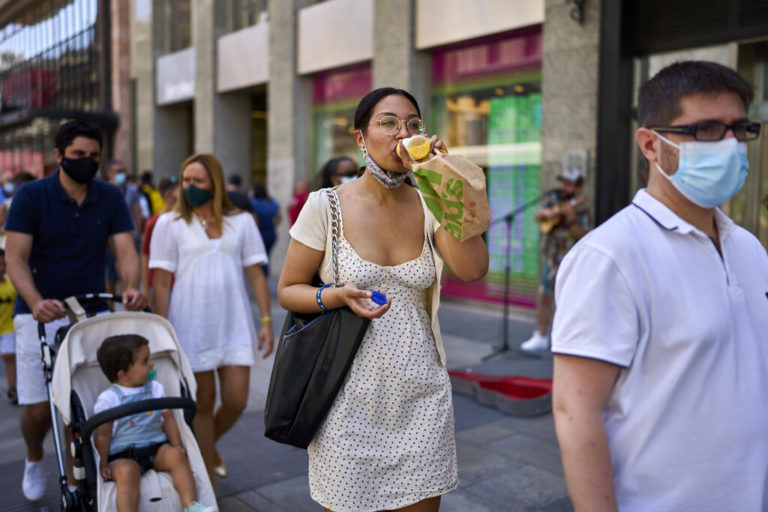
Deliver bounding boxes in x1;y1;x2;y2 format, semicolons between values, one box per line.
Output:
122;288;149;311
32;298;66;323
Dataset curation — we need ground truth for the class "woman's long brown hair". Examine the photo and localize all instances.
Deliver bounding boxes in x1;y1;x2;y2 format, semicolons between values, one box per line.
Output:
175;153;237;232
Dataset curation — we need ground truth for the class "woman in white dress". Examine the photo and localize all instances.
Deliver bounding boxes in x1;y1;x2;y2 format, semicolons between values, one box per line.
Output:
150;153;274;486
278;88;489;512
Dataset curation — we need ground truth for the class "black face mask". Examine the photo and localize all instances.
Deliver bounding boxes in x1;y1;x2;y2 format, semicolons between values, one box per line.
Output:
61;157;99;184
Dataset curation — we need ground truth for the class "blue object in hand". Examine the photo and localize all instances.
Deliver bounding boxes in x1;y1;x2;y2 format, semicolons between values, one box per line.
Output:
371;290;387;305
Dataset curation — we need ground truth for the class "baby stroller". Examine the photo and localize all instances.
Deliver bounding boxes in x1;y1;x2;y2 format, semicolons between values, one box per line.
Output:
41;294;216;511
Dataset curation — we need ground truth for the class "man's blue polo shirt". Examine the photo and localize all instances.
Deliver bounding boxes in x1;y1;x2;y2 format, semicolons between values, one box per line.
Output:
5;169;133;315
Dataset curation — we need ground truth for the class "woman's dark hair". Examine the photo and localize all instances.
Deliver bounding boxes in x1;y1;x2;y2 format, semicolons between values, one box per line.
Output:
97;334;149;383
318;156;358;189
252;182;270;200
354;87;421;135
637;60;754;128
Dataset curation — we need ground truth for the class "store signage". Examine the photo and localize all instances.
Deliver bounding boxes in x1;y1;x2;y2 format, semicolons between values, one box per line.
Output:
562;149;589;180
156;47;195;105
313;63;371;104
432;29;541;83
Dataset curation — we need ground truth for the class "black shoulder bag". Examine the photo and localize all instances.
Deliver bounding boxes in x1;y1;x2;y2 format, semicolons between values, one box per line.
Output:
264;189;371;449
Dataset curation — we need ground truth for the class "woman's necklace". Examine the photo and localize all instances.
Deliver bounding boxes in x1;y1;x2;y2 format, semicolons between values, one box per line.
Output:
197;214;214;229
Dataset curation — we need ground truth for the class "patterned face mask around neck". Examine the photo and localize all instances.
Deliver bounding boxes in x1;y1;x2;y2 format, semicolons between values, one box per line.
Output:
361;140;410;189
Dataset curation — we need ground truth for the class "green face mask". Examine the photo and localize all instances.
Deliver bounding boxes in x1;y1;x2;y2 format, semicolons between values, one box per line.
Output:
183;184;212;207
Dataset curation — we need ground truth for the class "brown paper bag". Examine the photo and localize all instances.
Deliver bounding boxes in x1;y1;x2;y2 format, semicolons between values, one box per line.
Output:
412;153;491;242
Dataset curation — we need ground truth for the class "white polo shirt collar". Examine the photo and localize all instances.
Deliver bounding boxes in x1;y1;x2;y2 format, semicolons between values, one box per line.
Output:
630;188;737;243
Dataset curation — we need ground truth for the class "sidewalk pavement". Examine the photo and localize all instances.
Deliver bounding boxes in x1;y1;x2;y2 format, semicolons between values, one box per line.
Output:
0;279;571;511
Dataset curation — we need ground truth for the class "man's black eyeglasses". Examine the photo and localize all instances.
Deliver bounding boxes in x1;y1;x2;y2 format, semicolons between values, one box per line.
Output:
652;121;761;142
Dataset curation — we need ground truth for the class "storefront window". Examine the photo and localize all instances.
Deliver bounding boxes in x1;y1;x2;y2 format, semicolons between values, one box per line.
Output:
224;0;268;33
312;63;371;187
158;0;191;54
430;28;543;307
735;41;768;249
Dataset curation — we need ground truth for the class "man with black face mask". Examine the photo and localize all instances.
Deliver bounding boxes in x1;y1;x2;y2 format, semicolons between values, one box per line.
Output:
4;120;148;501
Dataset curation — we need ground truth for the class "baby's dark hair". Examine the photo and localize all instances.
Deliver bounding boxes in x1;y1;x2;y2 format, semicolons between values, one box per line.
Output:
97;334;149;383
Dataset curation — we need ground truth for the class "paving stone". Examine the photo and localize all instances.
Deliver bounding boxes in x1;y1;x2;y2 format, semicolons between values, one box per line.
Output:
452;394;508;432
455;441;510;485
455;419;521;447
230;490;286;512
251;475;316;512
214;411;308;499
218;495;260;512
486;432;565;476
440;488;513;511
461;464;570;510
495;414;560;444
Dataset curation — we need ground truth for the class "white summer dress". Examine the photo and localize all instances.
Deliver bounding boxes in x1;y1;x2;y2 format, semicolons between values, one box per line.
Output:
149;211;267;371
290;190;458;512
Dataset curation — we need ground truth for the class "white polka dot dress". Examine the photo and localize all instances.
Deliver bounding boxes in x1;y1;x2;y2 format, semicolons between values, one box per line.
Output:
307;211;458;512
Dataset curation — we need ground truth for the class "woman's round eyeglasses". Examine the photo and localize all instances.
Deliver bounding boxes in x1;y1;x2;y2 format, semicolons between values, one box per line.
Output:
369;116;425;136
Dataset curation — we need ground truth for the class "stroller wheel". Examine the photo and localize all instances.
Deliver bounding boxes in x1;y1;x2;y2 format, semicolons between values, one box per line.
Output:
61;486;78;511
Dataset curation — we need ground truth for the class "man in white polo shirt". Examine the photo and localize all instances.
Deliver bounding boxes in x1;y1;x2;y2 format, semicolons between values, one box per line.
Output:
551;60;768;511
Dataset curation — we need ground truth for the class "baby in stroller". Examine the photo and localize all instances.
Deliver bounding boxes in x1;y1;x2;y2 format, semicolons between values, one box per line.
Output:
93;334;214;512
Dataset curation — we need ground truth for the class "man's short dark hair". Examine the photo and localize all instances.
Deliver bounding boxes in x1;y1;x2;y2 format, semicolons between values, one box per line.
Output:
637;60;754;128
97;334;149;383
228;174;242;188
55;120;103;156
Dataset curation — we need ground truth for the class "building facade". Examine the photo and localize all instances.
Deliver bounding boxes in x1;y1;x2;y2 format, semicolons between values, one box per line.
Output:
130;0;768;307
0;0;131;176
131;0;565;308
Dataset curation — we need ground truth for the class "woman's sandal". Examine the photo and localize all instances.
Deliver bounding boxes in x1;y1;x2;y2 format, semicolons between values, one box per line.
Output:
213;452;228;478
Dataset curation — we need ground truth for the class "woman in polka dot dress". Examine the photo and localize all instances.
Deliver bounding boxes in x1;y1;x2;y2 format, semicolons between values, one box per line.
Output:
278;87;489;512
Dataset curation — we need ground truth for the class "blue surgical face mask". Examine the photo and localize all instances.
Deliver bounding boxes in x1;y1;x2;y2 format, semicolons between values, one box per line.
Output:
653;132;748;208
114;172;127;186
3;182;14;195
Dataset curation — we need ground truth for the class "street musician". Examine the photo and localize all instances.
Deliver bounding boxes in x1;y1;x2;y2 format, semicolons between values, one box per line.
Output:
521;169;590;351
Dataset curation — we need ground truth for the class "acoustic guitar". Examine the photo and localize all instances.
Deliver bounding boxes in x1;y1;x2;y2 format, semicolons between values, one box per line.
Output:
539;195;587;234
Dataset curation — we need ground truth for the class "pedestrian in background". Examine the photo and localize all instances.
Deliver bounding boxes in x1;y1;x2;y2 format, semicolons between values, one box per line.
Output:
140;177;179;307
225;174;253;213
520;169;589;351
287;179;308;226
278;87;488;512
250;182;281;277
552;60;768;511
0;171;36;249
316;156;359;189
141;170;165;216
0;248;17;405
5;120;147;501
150;153;274;486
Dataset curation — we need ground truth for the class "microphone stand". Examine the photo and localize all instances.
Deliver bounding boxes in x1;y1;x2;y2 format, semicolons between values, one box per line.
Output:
483;190;556;362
